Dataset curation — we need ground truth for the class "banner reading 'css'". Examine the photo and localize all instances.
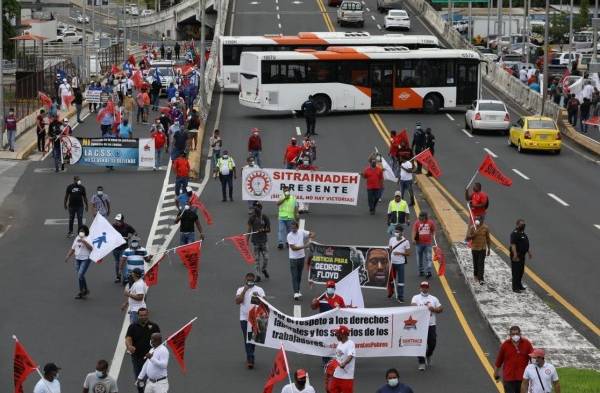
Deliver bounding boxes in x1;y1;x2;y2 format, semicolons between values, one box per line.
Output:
247;299;430;357
70;138;155;168
242;168;360;205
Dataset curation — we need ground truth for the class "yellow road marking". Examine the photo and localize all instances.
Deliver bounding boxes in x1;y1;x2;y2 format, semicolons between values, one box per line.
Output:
368;113;503;391
315;0;335;32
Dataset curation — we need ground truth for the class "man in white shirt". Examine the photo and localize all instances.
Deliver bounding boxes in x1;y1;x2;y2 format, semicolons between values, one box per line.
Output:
411;281;443;371
519;67;528;83
234;272;266;369
521;349;560;393
527;66;536;80
58;79;72;110
281;369;316;393
287;221;315;300
582;80;594;101
330;325;356;393
121;268;148;323
34;363;61;393
388;225;411;303
399;158;414;206
137;333;169;393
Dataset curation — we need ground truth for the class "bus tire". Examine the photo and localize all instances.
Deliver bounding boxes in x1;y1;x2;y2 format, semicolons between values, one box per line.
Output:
312;94;331;115
423;94;441;114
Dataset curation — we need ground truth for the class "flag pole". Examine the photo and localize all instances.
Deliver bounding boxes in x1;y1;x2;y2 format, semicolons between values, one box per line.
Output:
408;148;430;163
466;202;478;230
465;168;479;190
12;335;53;393
279;343;293;386
161;239;203;255
163;317;198;344
215;231;260;245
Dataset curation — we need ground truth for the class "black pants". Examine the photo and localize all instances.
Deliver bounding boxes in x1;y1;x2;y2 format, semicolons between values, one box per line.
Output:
367;189;381;212
305;117;316;135
568;110;577;126
511;258;525;290
68;206;84;234
418;325;437;364
503;381;521;393
37;131;46;152
219;173;233;200
472;249;486;281
131;356;145;393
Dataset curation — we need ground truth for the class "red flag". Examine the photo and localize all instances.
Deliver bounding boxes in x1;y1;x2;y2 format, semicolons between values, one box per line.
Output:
38;92;52;109
386;263;397;298
226;234;255;265
144;255;164;287
111;64;121;75
583;116;600;126
478;154;512;187
189;195;213;225
433;246;446;276
398;129;409;146
414;149;442;178
96;99;115;123
159;106;171;115
166;321;194;372
263;347;289;393
13;339;38;393
132;70;143;90
176;241;201;289
128;54;136;66
63;95;75;107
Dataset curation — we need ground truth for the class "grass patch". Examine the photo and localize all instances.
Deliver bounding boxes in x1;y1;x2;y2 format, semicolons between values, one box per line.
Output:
557;368;600;393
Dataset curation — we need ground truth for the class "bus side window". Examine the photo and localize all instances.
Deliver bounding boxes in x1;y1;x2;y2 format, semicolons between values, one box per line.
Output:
338;62;368;87
286;63;307;83
396;60;417;87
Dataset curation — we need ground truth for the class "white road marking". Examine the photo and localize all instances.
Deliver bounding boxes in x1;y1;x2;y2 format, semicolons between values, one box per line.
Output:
296;126;302;136
371;15;376;20
299;218;305;230
547;193;570;207
483;148;498;158
461;128;473;138
366;7;370;11
0;224;11;239
594;224;600;230
44;218;87;225
278;23;282;28
34;168;62;173
294;305;302;317
511;168;530;180
277;13;280;19
276;5;279;10
376;24;382;30
446;113;455;121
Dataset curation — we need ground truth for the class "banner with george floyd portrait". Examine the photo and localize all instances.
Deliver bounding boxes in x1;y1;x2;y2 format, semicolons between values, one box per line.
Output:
308;242;391;289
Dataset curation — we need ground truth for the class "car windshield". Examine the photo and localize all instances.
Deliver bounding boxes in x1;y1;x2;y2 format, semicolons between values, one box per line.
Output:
528;120;556;129
153;68;174;77
479;102;506;111
390;10;408;17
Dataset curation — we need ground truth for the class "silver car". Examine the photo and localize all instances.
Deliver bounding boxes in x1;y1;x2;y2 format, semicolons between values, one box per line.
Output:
337;1;364;27
465;100;510;134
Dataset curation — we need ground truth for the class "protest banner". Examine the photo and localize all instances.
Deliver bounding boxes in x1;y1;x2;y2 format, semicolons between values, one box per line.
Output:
66;138;156;167
241;168;360;206
309;242;391;289
85;89;102;104
138;138;156;168
247;299;430;357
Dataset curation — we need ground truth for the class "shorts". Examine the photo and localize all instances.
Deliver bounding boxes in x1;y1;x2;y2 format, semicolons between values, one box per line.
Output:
329;377;354;393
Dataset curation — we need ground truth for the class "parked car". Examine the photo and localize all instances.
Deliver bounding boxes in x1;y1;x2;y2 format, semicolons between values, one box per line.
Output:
76;15;90;24
141;9;154;16
54;31;83;44
475;46;499;62
465;99;510;135
384;9;410;30
508;116;561;154
377;0;403;12
337;0;364;27
551;52;581;66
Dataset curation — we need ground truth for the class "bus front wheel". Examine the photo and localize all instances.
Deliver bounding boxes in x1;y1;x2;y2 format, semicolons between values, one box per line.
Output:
423;94;441;114
312;94;331;115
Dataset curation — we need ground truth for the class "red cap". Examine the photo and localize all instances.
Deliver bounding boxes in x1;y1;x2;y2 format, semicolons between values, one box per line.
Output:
326;280;336;288
529;348;545;358
295;369;307;379
420;281;430;287
336;325;350;335
251;127;259;132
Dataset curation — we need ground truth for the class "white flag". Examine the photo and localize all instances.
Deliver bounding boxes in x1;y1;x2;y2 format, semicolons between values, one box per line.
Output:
336;268;364;308
381;156;398;183
88;214;126;262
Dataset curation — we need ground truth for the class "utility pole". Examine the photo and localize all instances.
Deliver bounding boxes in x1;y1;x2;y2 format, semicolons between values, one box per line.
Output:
497;0;503;57
468;0;473;43
199;0;206;115
523;0;529;63
448;0;452;30
508;0;512;38
542;0;549;115
123;0;128;62
0;0;4;139
487;0;491;46
137;0;141;43
82;0;88;82
568;0;573;63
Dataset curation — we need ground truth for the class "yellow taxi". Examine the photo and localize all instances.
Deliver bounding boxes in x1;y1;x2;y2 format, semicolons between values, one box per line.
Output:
508;116;561;154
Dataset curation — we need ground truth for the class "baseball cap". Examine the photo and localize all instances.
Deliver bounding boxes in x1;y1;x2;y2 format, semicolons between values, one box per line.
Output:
43;363;61;374
114;213;123;221
295;369;307;379
326;280;336;288
336;325;350;335
394;190;402;197
420;281;430;287
529;348;545;358
291;137;297;141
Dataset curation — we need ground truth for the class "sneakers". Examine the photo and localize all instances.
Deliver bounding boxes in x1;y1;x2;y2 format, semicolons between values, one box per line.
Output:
425;272;432;279
418;363;426;371
277;243;284;250
66;232;74;238
262;269;270;279
114;276;122;284
396;298;404;304
293;293;302;300
246;361;254;369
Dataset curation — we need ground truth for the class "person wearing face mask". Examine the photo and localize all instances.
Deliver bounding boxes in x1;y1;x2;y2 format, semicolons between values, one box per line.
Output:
121;268;148;323
411;281;443;371
64;176;88;238
388;225;411;303
296;154;317;214
283;137;302;169
247;202;271;281
125;308;160;393
243;157;261;213
173;153;190;196
90;186;111;218
287;221;315;300
151;120;167;170
362;159;384;215
215;150;237;202
277;185;299;249
510;219;531;293
174;201;204;245
33;363;61;393
120;236;153;287
118;118;133;138
494;326;534;393
387;191;410;237
466;215;491;285
235;272;265;369
82;359;118;393
281;369;316;393
375;368;414;393
330;325;356;393
4;107;17;151
520;349;560;393
64;225;93;299
311;280;346;311
247;128;263;167
112;214;137;283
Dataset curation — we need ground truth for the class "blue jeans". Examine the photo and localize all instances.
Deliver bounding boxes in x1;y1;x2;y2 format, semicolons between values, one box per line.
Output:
290;257;304;293
580;114;590;133
367;188;382;212
400;180;414;204
76;258;91;292
175;176;188;196
113;248;125;278
240;320;255;362
180;231;195;245
249;150;261;166
53;144;61;171
211;150;221;167
154;149;162;168
278;218;294;245
7;129;15;150
129;310;139;324
416;244;433;275
393;263;405;300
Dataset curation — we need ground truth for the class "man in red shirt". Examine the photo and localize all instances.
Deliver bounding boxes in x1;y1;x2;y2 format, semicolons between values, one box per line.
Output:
465;182;488;221
283;137;302;169
173;153;190;196
412;211;436;278
150;125;166;170
363;159;384;215
247;128;262;166
311;280;346;312
494;325;533;393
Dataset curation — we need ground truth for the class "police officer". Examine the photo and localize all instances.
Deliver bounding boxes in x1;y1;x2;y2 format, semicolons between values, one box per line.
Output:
509;219;531;293
301;95;317;136
215;150;236;202
387;191;410;236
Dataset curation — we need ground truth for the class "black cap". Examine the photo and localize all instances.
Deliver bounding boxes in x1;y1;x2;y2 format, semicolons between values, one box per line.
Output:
43;363;61;374
132;268;144;276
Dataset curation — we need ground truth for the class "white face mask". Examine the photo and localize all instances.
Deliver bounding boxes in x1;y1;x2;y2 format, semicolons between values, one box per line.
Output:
511;335;520;342
475;220;481;226
387;378;399;387
77;180;82;185
284;191;290;196
78;232;85;238
420;291;429;296
394;231;401;238
326;288;335;296
222;155;229;159
97;191;103;196
95;370;106;379
303;160;310;165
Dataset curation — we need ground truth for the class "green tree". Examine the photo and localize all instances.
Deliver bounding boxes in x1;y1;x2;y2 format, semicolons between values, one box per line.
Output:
550;12;569;44
574;0;590;31
2;0;20;59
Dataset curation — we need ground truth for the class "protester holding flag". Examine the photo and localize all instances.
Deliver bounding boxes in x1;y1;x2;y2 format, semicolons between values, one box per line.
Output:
126;308;160;393
247;201;271;281
465;182;489;222
64;225;93;299
34;363;61;393
412;211;436;279
235;272;265;369
121;268;148;323
137;333;170;393
330;325;356;393
411;122;426;173
175;204;204;245
399;158;415;206
466;216;491;285
281;369;316;393
82;359;118;393
388;225;411;303
311;280;346;312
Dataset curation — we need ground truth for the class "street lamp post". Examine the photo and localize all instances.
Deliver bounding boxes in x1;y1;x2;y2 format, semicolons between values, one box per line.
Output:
542;0;549;115
82;0;88;82
497;0;503;57
0;0;4;135
523;0;529;63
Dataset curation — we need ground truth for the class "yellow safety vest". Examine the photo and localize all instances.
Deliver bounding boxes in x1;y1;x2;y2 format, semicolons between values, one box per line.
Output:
388;199;408;224
278;195;296;219
216;157;235;173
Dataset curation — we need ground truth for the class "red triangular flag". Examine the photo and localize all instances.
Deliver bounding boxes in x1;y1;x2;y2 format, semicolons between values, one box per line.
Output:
226;234;255;265
583;116;600;126
128;54;136;66
386;263;397;298
478;154;512;187
176;241;201;289
263;347;289;393
38;92;52;109
132;70;143;90
166;321;194;373
144;255;164;287
96;99;115;123
13;339;38;393
111;64;121;75
433;246;446;276
63;95;75;107
414;149;442;178
398;129;409;147
189;195;213;225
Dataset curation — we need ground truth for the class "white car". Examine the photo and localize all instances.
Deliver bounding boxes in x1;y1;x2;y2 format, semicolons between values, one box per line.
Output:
76;15;90;24
465;99;510;134
54;31;83;44
141;9;154;16
384;9;410;30
129;6;139;15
